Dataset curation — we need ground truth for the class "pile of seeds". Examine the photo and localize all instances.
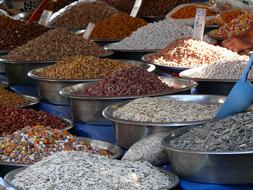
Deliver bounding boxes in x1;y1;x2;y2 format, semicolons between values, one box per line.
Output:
0;88;28;107
145;38;248;68
0;125;110;164
113;0;191;16
37;56;132;80
0;106;67;136
169;112;253;152
180;60;253;80
48;1;118;28
109;19;196;50
209;12;253;38
12;151;173;190
0;15;49;50
6;29;110;61
44;0;69;12
82;67;173;96
113;97;219;122
91;13;147;40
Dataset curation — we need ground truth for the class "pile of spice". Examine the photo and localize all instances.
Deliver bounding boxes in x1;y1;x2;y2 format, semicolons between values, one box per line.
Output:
44;0;69;12
145;38;248;68
0;88;29;107
113;0;191;17
0;15;49;50
90;13;147;40
0;125;110;164
0;106;67;136
207;9;245;26
109;19;195;50
36;56;132;80
209;12;253;38
82;67;173;97
169;112;253;152
180;60;253;80
170;4;216;19
12;151;173;190
48;1;118;28
113;97;219;122
5;29;110;61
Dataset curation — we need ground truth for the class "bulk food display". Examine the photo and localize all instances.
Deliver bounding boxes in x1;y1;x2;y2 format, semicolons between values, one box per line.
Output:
2;0;253;189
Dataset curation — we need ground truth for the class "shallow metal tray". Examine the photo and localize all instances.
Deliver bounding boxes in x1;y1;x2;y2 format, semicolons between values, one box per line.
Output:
18;95;40;108
4;166;179;190
103;94;225;149
59;77;197;125
0;137;123;177
28;60;156;105
142;53;189;73
162;127;253;184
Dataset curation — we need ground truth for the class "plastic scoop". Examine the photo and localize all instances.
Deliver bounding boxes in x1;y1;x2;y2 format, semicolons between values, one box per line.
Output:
216;55;253;119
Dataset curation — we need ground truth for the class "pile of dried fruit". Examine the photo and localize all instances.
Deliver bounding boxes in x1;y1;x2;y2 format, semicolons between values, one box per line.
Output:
48;1;118;28
113;0;191;17
0;125;110;164
6;29;110;61
170;5;216;19
82;67;173;97
0;15;49;50
91;13;147;40
209;12;253;38
37;56;132;80
145;38;248;68
0;106;67;136
207;9;245;26
0;88;28;107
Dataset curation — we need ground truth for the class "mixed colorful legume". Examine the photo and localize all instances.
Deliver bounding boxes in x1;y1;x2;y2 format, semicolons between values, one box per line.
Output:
0;125;110;164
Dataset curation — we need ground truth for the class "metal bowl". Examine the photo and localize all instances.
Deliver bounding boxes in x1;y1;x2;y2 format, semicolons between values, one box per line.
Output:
0;51;9;73
0;137;122;177
28;60;156;105
0;57;57;85
18;95;40;108
142;53;189;73
60;77;198;125
4;166;179;190
103;94;225;149
162;127;253;184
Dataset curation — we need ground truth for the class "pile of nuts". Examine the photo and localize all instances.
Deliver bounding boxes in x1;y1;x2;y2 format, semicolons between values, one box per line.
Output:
6;29;110;61
37;56;132;80
48;1;118;28
0;88;29;107
0;106;67;136
82;67;173;97
209;12;253;38
91;13;147;40
0;125;110;164
0;15;49;50
145;38;248;68
113;0;191;17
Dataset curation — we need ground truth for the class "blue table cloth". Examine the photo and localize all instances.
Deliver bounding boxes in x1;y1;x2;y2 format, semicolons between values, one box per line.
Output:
9;84;253;190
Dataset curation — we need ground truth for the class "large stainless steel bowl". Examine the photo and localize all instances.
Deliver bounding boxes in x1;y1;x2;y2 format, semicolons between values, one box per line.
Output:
103;95;225;149
28;60;155;105
162;127;253;184
60;77;198;125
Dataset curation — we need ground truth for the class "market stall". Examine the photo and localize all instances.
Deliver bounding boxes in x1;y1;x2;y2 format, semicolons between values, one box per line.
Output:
1;0;253;189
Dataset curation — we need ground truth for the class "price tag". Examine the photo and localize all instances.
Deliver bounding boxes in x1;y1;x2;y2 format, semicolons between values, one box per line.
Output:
130;0;142;17
83;22;95;40
193;8;206;41
38;10;53;26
